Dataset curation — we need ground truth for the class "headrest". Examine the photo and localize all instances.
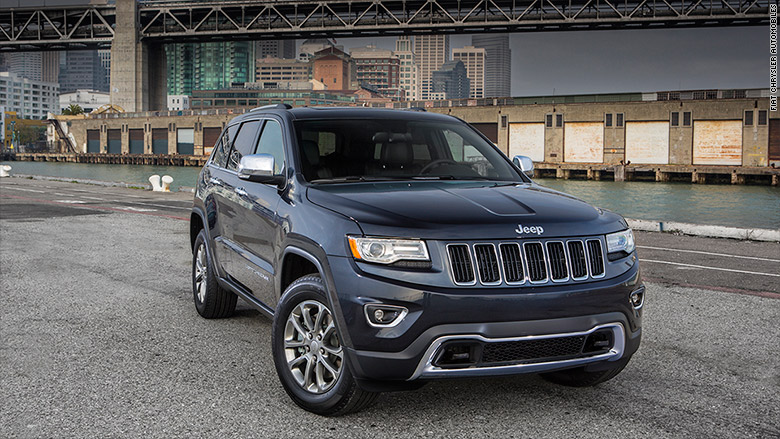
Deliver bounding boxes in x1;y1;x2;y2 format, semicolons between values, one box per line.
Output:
301;140;319;166
382;142;413;166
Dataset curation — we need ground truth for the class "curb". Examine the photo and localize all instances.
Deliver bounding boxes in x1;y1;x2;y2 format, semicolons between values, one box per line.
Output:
627;219;780;243
11;174;152;190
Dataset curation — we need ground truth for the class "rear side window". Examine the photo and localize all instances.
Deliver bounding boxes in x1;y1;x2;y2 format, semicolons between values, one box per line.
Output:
256;120;285;174
227;120;262;171
212;123;240;168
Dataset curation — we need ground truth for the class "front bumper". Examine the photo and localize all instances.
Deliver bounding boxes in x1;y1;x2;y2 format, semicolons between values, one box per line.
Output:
327;255;643;382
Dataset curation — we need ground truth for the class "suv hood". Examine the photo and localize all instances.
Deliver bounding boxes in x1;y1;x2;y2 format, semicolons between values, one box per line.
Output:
307;181;627;240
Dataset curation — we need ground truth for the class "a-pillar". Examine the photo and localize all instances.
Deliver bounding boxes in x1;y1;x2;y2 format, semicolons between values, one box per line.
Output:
110;0;167;112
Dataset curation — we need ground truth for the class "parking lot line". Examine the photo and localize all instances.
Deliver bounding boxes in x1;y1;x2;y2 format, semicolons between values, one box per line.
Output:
637;245;780;263
640;258;780;277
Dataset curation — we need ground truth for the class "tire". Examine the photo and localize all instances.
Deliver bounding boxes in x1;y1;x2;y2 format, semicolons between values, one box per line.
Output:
192;229;237;319
272;275;379;416
540;357;631;387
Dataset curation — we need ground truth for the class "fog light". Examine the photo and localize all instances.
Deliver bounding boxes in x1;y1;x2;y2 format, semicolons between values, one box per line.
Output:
629;286;645;309
364;304;408;327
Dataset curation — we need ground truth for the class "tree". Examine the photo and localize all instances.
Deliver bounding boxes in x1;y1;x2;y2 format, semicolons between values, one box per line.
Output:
17;125;45;145
61;104;84;116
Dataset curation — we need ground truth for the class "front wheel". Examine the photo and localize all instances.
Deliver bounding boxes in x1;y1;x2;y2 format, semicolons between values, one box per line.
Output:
540;357;631;387
271;275;379;416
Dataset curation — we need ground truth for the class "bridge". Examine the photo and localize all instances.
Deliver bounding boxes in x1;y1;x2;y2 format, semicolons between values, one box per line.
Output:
0;0;772;110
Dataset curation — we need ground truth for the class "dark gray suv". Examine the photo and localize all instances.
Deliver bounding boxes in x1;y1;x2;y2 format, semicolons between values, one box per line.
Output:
190;105;644;416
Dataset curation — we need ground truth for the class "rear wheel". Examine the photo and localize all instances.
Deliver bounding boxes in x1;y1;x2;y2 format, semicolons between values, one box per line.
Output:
192;229;237;319
540;357;631;387
272;275;379;416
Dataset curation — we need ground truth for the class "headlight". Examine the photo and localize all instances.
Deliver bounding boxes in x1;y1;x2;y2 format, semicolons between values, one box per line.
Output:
347;236;429;264
606;229;635;254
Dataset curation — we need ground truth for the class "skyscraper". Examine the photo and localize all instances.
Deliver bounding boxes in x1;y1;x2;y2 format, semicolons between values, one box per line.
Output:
166;42;255;95
471;34;511;98
3;52;43;82
452;46;486;99
394;36;418;101
432;60;470;100
414;35;449;100
256;40;296;60
97;49;111;91
350;46;400;95
58;51;108;94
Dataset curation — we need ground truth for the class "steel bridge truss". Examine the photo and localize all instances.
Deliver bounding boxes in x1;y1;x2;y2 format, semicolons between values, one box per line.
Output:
138;0;770;40
0;6;115;50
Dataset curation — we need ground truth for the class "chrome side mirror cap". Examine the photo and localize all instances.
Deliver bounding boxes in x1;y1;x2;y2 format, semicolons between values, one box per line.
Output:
512;155;534;178
238;154;284;186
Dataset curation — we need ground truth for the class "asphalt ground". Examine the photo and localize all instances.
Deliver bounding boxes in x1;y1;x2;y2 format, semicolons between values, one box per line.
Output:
1;177;779;438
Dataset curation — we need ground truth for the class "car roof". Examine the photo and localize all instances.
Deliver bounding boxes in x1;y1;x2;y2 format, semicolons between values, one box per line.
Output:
230;106;460;124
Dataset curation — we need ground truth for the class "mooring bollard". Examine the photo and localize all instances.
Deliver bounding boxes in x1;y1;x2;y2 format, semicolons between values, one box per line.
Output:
0;165;11;178
149;174;162;191
161;175;173;192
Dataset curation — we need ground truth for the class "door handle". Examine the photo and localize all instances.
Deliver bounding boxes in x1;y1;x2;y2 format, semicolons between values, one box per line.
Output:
209;177;222;186
234;187;248;197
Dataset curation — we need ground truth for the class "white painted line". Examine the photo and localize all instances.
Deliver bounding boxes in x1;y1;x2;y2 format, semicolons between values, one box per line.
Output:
638;245;780;263
105;199;191;211
53;193;69;196
10;188;45;193
81;196;105;201
54;200;87;204
118;206;157;212
641;259;780;277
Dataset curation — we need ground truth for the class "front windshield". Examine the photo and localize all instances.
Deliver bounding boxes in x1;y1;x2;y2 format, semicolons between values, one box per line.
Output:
293;118;524;183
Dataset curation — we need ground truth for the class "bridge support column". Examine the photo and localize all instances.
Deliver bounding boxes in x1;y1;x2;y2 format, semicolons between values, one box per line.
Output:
110;0;166;112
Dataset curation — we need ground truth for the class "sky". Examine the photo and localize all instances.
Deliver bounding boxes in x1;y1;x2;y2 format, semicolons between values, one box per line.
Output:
333;26;767;97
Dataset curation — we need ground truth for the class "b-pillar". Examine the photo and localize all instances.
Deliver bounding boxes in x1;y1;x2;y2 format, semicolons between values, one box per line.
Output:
110;0;166;112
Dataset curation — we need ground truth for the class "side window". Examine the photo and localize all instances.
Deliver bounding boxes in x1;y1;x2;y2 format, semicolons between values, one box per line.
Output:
255;119;285;174
212;123;239;168
227;120;262;171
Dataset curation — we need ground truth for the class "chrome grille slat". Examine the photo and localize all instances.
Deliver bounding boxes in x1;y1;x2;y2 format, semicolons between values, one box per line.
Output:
546;241;569;282
474;244;501;284
523;242;548;283
567;240;588;280
499;243;525;284
447;244;476;285
586;239;605;278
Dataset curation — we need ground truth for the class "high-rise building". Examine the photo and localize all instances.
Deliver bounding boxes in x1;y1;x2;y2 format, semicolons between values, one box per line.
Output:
471;34;511;97
41;52;59;84
256;40;296;60
166;42;255;95
58;51;108;94
255;57;311;85
394;36;418;101
3;52;43;82
452;46;486;99
414;35;449;100
350;46;401;96
432;60;470;100
97;50;111;91
0;71;59;119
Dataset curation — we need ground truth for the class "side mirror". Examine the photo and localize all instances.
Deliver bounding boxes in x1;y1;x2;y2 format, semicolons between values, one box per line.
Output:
512;155;534;178
238;154;285;186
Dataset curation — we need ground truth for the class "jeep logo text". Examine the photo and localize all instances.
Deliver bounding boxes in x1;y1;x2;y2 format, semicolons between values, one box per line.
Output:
515;224;545;235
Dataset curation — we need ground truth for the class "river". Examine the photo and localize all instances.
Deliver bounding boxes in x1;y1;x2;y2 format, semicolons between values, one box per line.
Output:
2;161;778;230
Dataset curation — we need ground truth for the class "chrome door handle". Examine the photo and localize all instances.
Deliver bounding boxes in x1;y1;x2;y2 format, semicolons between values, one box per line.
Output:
234;187;248;197
209;177;222;186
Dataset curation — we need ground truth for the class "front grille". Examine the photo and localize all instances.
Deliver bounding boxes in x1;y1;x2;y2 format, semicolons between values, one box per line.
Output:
499;243;524;283
587;239;605;277
446;237;607;286
473;244;500;284
568;241;588;279
546;242;568;281
481;335;587;365
524;243;547;282
447;244;475;284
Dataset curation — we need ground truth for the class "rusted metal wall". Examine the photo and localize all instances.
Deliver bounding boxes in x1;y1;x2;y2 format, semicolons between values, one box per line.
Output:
625;121;669;164
564;122;603;163
693;120;742;165
508;123;545;162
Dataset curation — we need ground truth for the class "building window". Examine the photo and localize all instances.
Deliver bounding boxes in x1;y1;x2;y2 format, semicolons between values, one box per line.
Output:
546;114;553;128
555;114;563;128
757;110;767;126
605;113;613;127
501;115;507;128
744;110;754;126
671;112;679;127
616;113;624;127
683;112;691;127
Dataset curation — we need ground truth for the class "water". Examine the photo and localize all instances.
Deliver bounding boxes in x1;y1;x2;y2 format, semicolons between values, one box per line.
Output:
3;161;779;230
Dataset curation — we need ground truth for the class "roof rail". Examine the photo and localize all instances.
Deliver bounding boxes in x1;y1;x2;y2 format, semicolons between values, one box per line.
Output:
405;107;427;112
251;103;292;111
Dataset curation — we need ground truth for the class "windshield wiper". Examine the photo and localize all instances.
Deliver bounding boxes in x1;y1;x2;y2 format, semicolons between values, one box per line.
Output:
411;175;493;181
312;175;416;184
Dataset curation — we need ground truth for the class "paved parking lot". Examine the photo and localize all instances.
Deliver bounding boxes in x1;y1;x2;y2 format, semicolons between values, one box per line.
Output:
1;178;779;438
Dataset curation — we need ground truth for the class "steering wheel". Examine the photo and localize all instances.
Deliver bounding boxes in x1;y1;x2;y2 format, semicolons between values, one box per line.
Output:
420;159;459;174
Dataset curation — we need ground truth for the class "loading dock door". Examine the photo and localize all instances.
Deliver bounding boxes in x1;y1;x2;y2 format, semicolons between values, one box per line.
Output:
203;127;222;156
625;121;669;164
152;129;167;154
770;119;780;162
692;120;742;165
129;129;144;154
177;128;194;155
471;123;498;144
87;130;100;153
564;122;604;163
107;129;121;154
509;123;545;162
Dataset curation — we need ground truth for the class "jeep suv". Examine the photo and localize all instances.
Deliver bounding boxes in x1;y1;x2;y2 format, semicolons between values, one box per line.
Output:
190;105;643;416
